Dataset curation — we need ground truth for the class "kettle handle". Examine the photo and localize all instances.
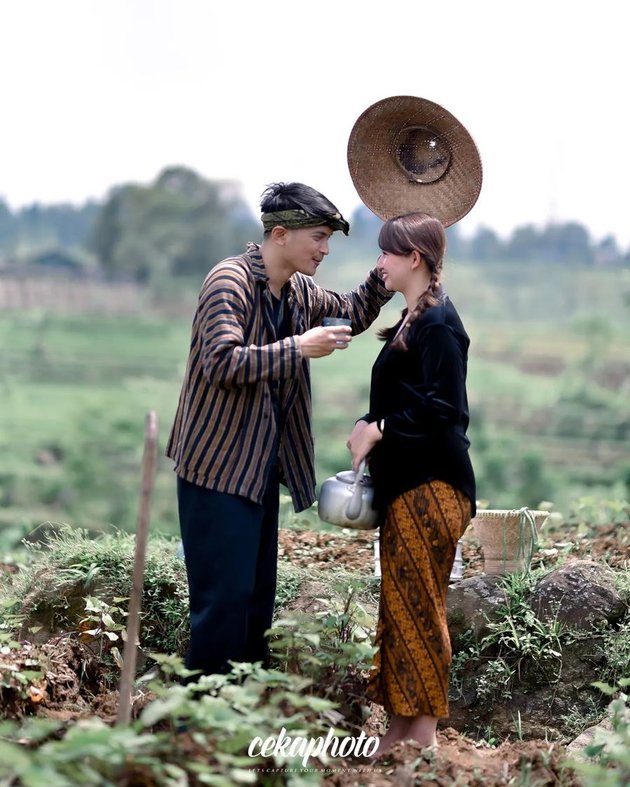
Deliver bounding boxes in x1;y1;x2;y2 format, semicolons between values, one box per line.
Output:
345;460;367;520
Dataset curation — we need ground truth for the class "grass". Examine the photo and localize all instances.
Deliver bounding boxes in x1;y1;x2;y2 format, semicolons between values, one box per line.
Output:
0;376;180;534
0;503;627;784
0;260;628;537
0;311;190;361
469;357;563;407
0;525;379;690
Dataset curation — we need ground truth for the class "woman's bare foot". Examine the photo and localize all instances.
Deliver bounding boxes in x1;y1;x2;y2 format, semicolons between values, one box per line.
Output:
373;713;439;761
405;715;438;749
374;714;411;757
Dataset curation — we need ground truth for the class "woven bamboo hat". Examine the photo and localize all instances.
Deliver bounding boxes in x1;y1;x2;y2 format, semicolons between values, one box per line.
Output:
347;95;482;226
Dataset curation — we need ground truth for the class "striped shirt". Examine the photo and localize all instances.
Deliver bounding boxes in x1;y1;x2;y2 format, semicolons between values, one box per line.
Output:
166;242;391;512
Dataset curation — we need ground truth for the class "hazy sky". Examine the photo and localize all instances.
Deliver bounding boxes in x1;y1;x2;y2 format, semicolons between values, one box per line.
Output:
2;0;629;247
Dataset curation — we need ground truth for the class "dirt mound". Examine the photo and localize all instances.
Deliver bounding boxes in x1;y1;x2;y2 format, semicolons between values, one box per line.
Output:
279;528;378;573
325;728;578;786
5;523;622;785
277;525;624;786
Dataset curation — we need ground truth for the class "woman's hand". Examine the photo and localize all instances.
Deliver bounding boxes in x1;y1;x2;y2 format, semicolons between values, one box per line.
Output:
346;419;382;471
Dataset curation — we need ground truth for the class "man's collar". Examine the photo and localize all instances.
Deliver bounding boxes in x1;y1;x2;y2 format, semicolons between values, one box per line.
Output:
245;242;298;302
245;242;267;283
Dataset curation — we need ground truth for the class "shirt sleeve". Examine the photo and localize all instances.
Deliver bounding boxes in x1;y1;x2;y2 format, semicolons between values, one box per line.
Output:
198;262;302;388
303;267;393;333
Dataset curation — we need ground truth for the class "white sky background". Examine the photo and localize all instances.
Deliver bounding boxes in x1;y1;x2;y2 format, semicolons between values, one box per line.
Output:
1;0;629;247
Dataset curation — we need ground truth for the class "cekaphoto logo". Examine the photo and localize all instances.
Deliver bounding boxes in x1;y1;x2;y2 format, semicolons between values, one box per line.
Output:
248;726;379;767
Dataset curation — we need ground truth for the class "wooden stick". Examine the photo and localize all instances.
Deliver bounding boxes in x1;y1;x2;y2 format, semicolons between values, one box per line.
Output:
116;410;159;725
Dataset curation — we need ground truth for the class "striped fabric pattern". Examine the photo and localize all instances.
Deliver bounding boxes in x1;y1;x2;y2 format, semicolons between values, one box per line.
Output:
166;243;391;512
367;480;471;717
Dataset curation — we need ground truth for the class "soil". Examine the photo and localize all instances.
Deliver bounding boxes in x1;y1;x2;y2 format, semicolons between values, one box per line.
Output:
278;521;628;576
323;732;576;787
2;522;626;785
276;523;628;786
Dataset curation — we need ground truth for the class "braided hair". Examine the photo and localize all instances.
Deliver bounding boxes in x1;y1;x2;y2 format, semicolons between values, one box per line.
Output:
376;212;446;350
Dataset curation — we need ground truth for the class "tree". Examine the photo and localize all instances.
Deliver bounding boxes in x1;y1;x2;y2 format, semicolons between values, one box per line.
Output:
594;235;620;266
88;166;259;281
469;226;503;262
347;204;383;251
539;222;593;266
0;198;98;258
445;223;466;259
0;199;14;251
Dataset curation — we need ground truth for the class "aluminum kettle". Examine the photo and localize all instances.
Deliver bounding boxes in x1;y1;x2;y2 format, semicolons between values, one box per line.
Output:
317;460;379;530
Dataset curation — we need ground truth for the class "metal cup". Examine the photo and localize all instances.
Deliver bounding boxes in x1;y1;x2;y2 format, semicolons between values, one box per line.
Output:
322;317;352;346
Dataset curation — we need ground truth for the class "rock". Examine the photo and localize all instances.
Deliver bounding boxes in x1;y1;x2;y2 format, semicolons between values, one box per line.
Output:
530;560;626;628
566;718;612;760
565;718;612;759
446;575;507;648
444;559;627;741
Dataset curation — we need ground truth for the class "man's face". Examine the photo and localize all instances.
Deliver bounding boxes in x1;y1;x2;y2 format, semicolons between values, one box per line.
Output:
283;225;333;276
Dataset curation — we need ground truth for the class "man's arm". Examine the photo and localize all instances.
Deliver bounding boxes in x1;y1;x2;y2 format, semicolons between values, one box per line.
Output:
301;267;393;334
199;262;352;388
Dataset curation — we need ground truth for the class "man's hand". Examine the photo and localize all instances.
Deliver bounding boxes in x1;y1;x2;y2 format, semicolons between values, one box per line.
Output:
347;419;382;471
296;326;352;358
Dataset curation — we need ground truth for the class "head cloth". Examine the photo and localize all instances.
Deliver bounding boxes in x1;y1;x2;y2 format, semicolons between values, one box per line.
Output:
261;208;349;235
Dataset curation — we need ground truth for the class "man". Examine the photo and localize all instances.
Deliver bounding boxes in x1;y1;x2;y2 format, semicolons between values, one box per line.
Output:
166;182;391;676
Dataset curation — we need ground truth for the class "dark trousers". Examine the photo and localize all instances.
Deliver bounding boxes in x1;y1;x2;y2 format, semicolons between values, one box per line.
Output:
177;465;280;676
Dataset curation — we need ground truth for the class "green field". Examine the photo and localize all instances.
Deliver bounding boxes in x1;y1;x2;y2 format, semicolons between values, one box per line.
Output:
0;260;628;544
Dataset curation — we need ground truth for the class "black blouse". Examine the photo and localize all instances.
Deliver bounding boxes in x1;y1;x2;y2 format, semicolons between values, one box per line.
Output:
364;296;476;515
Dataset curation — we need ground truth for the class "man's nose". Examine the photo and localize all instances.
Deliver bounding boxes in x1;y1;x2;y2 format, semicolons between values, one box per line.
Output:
320;240;329;256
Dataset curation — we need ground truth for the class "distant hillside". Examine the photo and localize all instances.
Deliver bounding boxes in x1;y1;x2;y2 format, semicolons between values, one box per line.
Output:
2;166;629;279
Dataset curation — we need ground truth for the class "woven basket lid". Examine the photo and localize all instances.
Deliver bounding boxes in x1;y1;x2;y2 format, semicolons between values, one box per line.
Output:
347;95;483;226
473;509;550;524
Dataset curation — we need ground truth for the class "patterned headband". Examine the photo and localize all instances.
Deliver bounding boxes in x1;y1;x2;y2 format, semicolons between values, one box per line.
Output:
261;209;349;236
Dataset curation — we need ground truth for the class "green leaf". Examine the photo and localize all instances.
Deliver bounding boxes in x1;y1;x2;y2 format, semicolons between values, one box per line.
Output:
139;688;190;726
592;681;617;696
84;597;104;613
584;742;606;757
101;613;118;628
227;768;258;784
110;646;124;669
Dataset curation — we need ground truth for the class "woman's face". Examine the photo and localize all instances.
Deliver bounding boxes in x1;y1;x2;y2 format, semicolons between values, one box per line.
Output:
377;250;414;292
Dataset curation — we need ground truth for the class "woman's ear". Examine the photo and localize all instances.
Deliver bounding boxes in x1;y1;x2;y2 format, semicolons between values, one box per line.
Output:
410;249;423;269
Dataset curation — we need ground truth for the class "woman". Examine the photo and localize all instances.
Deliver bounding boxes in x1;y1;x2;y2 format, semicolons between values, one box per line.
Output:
347;212;476;752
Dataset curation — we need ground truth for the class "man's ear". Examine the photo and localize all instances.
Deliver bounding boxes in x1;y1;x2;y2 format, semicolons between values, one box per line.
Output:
270;225;289;245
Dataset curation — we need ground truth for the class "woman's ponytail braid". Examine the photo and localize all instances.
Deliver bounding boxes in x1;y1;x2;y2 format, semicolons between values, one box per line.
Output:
392;254;443;350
